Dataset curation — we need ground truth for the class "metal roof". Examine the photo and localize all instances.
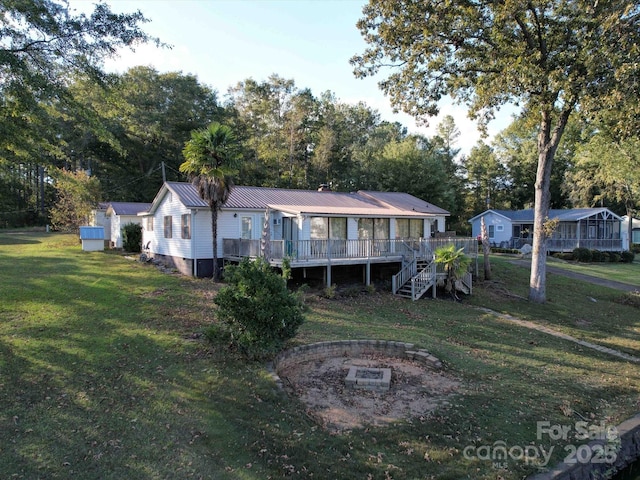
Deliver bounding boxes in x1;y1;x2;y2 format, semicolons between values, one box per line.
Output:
106;202;151;216
359;191;450;215
150;182;450;217
470;208;623;223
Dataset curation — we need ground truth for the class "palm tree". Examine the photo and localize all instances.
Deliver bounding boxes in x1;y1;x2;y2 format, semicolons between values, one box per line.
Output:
180;122;240;281
434;244;471;301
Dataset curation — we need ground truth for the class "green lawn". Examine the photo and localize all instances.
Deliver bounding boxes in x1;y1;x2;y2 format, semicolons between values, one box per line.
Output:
545;256;640;287
1;232;639;479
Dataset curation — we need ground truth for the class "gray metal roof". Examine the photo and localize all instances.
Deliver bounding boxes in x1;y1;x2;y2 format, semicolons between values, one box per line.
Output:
107;202;151;216
154;182;449;217
472;208;622;223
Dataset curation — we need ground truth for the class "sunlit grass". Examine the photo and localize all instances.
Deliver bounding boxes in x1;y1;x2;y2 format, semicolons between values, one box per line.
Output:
1;232;639;479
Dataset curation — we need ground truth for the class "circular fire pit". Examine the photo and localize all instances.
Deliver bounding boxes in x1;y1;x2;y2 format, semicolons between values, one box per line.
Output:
271;340;460;432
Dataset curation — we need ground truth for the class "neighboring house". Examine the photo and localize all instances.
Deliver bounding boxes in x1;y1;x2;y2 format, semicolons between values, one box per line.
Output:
621;215;640;248
141;182;476;299
90;202;111;247
106;202;151;249
469;208;624;252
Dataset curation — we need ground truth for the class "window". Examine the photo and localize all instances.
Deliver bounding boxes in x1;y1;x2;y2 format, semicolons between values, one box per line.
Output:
496;225;504;232
310;217;347;239
488;225;495;238
146;217;154;231
164;216;172;238
241;216;252;239
396;218;424;239
181;214;191;239
358;218;390;240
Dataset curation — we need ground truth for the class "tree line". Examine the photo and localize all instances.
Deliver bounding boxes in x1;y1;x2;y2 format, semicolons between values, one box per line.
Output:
2;65;637;235
1;2;638;242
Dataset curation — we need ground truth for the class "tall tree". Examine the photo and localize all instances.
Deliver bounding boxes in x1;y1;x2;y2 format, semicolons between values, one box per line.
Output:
351;0;640;303
0;0;160;154
566;134;640;250
180;123;240;281
49;169;101;232
372;135;455;211
462;142;507;216
65;67;220;201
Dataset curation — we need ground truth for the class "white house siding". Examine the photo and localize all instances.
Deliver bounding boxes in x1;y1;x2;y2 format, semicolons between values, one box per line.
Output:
110;214;143;249
152;191;193;260
470;212;511;244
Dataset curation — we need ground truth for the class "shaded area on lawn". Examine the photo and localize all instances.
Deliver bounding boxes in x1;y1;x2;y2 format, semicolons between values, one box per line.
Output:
1;234;639;479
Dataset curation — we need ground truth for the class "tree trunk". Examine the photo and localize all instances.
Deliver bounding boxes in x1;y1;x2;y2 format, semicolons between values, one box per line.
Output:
211;207;220;281
529;107;571;303
481;216;491;280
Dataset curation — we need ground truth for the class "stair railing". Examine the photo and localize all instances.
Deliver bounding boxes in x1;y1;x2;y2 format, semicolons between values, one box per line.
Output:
392;258;417;294
410;260;436;300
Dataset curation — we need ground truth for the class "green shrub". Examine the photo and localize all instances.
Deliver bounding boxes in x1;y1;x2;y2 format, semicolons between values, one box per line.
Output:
552;252;574;261
590;249;604;262
620;250;635;263
632;244;640;254
609;252;621;263
322;284;337;299
213;258;304;359
601;251;611;263
122;223;142;252
572;247;592;262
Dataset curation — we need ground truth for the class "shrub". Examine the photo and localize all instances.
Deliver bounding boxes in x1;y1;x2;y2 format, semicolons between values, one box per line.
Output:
552;252;574;261
609;252;621;263
213;258;304;359
572;247;592;262
632;244;640;254
322;284;337;299
122;223;142;252
590;249;604;262
620;250;635;263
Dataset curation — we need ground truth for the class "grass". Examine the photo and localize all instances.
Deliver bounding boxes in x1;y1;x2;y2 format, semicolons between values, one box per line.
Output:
545;256;640;286
1;232;639;479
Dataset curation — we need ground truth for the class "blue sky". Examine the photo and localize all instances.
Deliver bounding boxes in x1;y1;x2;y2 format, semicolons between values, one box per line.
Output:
70;0;515;154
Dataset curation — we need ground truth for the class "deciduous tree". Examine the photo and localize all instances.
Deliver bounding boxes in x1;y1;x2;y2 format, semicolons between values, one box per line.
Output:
352;0;640;302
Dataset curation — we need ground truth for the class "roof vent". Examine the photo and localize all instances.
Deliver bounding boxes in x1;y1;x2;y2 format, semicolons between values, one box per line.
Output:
318;183;331;192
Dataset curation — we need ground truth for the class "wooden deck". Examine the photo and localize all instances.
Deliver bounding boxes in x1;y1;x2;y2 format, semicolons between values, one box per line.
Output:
223;237;478;267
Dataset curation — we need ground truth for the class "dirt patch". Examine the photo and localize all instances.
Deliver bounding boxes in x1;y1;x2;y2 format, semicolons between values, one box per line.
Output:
278;354;460;433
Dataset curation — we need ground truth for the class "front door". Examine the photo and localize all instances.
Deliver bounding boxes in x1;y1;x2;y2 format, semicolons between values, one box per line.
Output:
282;217;298;256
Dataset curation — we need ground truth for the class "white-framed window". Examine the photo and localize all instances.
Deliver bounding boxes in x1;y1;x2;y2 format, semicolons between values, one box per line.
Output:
241;216;252;239
396;218;424;239
488;225;495;238
181;214;191;239
163;216;172;238
496;225;504;232
146;217;154;231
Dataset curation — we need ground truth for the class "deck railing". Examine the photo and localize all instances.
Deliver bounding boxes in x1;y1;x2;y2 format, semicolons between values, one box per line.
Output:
223;237;478;262
546;238;624;252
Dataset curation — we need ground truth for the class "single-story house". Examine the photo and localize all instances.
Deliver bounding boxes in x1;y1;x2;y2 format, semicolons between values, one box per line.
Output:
106;202;151;249
621;215;640;248
140;182;477;299
468;208;624;252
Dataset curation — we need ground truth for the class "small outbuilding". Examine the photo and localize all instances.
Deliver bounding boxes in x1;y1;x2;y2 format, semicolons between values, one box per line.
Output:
106;202;151;249
79;226;105;252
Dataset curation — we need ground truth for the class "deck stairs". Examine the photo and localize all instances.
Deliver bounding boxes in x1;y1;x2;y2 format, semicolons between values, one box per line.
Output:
392;256;437;301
